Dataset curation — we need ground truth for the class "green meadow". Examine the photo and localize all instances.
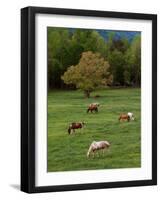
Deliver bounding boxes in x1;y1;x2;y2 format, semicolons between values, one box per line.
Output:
47;88;141;172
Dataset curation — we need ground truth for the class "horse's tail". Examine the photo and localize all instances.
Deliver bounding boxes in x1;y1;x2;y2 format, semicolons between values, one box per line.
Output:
68;127;71;134
87;108;89;113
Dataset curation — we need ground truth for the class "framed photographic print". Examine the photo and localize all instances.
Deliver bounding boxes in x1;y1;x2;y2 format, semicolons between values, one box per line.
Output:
21;6;157;193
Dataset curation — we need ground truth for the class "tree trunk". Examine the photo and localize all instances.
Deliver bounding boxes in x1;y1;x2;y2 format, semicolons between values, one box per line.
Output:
84;90;90;98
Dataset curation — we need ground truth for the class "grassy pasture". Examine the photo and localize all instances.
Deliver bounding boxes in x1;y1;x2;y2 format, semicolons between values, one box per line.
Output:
47;88;141;172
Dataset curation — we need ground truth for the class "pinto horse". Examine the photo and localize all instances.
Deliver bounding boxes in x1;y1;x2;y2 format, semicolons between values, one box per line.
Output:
87;104;98;113
87;140;110;158
68;122;85;134
119;114;130;122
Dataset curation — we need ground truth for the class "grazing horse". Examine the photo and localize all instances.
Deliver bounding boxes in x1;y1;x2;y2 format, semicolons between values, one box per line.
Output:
87;104;98;113
68;122;85;134
119;114;130;122
87;140;110;158
89;102;100;107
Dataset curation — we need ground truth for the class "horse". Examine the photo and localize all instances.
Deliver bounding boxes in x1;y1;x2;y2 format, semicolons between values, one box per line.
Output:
68;122;85;134
87;140;110;158
89;102;100;107
127;112;135;121
118;114;130;122
119;112;135;122
87;103;99;113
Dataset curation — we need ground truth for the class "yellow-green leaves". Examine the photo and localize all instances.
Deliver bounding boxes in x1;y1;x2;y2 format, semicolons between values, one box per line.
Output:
61;51;112;97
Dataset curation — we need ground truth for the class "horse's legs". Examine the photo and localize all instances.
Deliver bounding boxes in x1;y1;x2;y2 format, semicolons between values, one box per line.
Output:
102;149;105;156
93;152;95;158
104;147;110;155
78;127;81;134
92;151;95;158
81;127;83;134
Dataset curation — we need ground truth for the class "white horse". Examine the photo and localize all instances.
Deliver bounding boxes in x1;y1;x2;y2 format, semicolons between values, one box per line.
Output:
127;112;135;121
87;140;110;158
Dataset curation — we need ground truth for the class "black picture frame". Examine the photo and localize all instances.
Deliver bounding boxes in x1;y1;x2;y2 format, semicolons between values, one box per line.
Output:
21;6;157;193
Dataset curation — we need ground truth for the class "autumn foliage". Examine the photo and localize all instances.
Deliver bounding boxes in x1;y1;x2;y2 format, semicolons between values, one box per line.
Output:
61;51;113;97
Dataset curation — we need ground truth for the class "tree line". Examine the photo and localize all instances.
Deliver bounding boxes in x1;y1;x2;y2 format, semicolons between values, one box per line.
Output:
48;28;141;90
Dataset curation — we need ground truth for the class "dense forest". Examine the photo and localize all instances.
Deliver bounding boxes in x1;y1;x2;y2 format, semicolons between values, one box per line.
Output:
48;28;141;90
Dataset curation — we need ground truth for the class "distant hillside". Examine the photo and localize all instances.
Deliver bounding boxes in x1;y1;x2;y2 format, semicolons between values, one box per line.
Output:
69;28;140;42
96;30;140;42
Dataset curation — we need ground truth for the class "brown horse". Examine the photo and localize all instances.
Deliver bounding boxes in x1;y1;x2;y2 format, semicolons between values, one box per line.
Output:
68;122;85;134
87;104;99;113
89;102;100;107
119;114;130;122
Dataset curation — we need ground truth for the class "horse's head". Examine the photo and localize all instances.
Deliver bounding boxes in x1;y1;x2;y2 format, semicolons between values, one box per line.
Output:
68;127;71;134
81;122;86;127
131;117;135;121
68;123;73;134
131;113;135;120
87;151;90;158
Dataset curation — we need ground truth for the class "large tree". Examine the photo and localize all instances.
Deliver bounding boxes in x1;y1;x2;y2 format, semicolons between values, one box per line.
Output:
61;51;113;98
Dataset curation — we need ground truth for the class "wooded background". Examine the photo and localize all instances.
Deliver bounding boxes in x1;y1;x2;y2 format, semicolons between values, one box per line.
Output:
48;28;141;89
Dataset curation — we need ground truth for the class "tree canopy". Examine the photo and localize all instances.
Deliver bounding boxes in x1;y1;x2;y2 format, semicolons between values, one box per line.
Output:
61;51;113;97
48;27;141;90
